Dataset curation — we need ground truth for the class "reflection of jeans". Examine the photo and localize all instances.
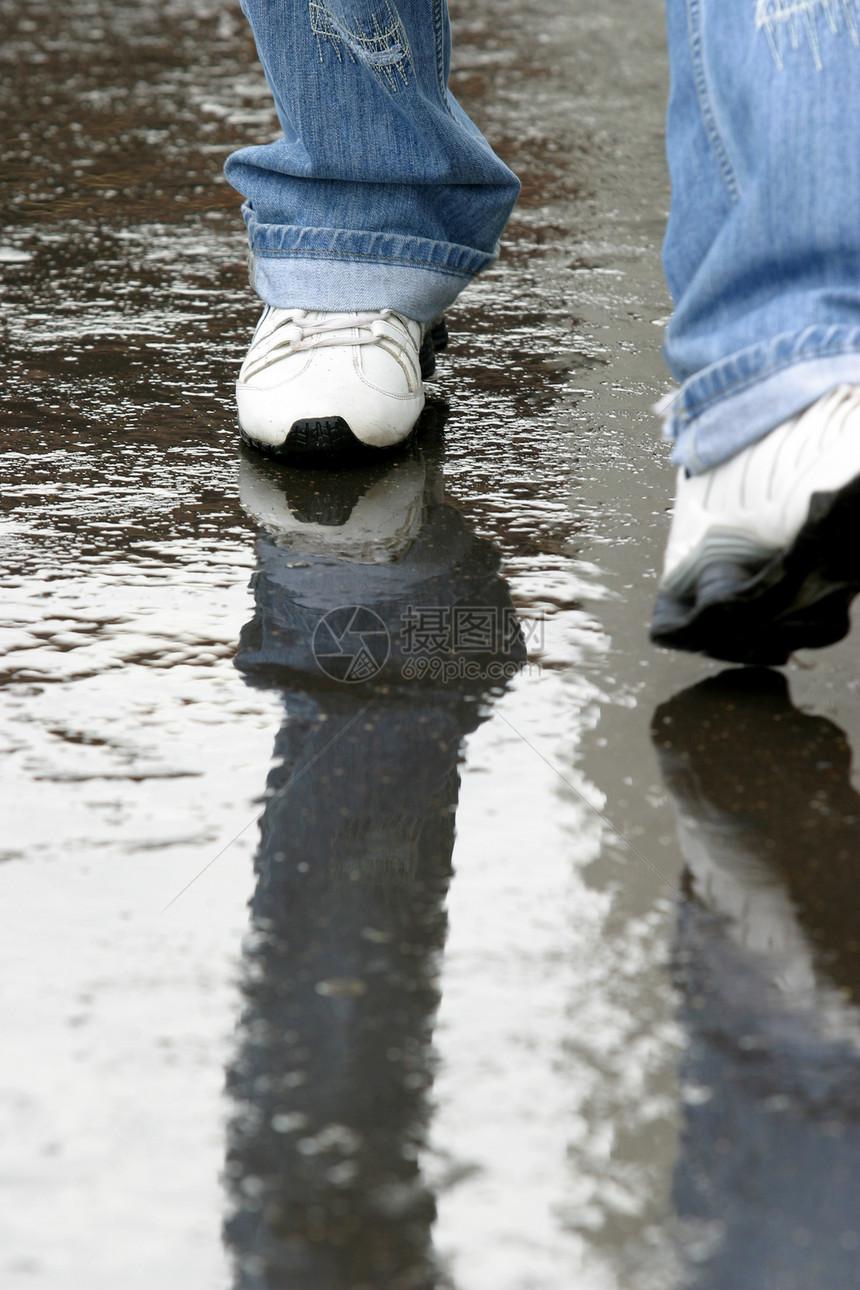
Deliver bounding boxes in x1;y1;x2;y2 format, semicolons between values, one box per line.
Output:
226;1;860;468
224;0;520;321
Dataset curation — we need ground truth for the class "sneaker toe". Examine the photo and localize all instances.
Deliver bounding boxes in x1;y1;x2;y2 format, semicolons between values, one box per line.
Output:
237;346;424;449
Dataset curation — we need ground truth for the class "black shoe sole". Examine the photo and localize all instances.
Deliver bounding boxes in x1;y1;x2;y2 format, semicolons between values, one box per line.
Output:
240;317;449;460
241;415;361;459
650;472;860;665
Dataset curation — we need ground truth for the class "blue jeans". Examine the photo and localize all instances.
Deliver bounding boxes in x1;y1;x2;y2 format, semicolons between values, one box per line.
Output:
226;0;860;471
663;0;860;471
224;0;520;323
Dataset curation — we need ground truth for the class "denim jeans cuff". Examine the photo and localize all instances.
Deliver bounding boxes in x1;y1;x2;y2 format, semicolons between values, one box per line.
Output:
249;252;479;321
664;326;860;474
243;203;497;321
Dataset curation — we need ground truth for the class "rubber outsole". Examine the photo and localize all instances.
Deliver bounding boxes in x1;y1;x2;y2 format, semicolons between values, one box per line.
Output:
650;473;860;665
240;415;363;460
240;316;448;461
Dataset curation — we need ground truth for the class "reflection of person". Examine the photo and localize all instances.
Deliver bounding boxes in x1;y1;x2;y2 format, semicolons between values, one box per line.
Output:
226;1;860;663
652;670;860;1288
224;418;525;1286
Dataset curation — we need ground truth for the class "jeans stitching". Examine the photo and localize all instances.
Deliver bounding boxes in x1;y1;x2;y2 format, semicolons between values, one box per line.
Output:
433;0;457;120
678;340;860;420
755;0;860;69
688;0;740;203
309;0;412;90
252;248;482;277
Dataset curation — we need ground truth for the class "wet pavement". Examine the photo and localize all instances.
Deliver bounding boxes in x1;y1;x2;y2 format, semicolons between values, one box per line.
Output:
2;1;860;1287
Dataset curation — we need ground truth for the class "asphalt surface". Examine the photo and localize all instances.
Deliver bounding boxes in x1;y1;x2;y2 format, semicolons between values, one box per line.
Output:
2;1;860;1287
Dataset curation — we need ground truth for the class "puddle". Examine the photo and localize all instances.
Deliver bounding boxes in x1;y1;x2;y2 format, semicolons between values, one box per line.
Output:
3;1;860;1287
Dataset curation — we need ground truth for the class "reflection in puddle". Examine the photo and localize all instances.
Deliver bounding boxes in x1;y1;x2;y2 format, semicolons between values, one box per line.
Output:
653;671;860;1288
226;414;525;1286
10;0;859;1282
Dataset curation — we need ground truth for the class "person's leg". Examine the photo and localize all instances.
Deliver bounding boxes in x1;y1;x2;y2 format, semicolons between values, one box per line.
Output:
226;0;518;456
661;0;860;473
226;0;519;322
653;0;860;661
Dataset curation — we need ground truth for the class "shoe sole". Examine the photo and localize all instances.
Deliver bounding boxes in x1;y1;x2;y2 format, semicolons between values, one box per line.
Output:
650;472;860;665
241;415;361;459
239;317;448;460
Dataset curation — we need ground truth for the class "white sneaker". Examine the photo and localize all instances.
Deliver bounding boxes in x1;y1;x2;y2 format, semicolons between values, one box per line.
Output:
236;307;432;454
652;384;860;663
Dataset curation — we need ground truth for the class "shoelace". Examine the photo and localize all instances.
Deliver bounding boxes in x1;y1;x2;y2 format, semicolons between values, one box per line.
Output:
243;308;412;380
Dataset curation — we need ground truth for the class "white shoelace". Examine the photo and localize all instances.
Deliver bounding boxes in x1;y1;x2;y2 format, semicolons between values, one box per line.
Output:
242;309;412;380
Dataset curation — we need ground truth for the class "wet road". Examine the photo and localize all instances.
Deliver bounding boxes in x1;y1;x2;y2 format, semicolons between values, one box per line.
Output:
2;1;860;1287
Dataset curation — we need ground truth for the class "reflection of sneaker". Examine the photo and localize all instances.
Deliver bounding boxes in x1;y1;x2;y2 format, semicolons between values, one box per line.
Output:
237;308;447;456
651;385;860;664
235;412;528;686
652;668;860;1015
238;450;426;563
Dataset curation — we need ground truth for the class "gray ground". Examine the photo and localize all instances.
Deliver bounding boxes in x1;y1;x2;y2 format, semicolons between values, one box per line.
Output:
2;1;860;1287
